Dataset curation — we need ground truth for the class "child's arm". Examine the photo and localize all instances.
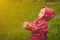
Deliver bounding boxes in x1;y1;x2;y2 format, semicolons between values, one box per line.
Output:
23;21;36;31
24;21;48;33
23;21;48;33
26;22;47;31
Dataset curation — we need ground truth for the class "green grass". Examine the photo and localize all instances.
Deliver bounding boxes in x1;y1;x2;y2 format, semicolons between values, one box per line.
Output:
0;0;60;40
46;2;60;15
48;18;60;40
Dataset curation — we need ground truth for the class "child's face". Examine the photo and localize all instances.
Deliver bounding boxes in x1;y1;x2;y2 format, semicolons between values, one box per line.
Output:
38;8;46;19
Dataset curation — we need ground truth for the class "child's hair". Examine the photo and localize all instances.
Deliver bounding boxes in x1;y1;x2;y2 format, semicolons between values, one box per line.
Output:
42;6;46;8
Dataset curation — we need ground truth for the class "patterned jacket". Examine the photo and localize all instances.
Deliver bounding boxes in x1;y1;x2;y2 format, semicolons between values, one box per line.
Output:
26;19;48;40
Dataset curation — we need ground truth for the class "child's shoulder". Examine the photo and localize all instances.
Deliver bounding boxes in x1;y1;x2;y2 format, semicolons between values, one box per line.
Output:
36;19;47;27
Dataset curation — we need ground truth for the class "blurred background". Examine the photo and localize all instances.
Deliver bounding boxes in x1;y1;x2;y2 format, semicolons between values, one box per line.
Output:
0;0;60;40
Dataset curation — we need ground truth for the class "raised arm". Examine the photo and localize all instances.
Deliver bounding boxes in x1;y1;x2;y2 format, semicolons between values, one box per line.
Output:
25;21;48;33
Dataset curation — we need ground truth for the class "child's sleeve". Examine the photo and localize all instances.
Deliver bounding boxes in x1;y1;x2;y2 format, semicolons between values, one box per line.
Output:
25;21;36;31
25;21;48;33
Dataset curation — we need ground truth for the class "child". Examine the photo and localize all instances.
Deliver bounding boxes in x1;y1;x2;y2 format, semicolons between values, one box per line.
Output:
23;7;55;40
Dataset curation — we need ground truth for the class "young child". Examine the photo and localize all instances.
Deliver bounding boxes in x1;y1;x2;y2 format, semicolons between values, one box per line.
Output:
23;7;55;40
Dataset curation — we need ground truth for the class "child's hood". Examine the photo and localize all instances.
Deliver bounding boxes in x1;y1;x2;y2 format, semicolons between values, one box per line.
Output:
42;7;55;21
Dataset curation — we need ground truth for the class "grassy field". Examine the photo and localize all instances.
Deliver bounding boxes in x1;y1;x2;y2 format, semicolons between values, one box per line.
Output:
0;0;60;40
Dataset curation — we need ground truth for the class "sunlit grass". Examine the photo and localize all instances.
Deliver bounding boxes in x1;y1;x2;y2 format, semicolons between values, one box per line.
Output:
0;0;44;40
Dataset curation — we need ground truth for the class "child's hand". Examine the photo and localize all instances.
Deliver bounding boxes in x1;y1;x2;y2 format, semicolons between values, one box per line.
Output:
23;22;29;28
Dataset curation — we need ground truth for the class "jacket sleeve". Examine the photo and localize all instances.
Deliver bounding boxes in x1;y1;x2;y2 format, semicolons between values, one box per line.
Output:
25;21;36;31
26;21;48;33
